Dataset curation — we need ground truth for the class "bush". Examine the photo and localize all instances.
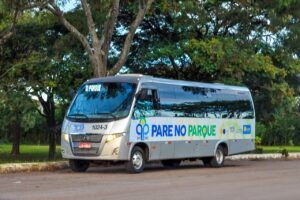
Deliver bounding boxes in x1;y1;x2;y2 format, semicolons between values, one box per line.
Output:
254;147;263;154
281;148;289;157
255;136;262;146
258;104;298;146
256;122;267;144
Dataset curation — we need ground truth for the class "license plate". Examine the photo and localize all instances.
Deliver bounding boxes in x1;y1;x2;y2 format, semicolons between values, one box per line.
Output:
79;142;92;149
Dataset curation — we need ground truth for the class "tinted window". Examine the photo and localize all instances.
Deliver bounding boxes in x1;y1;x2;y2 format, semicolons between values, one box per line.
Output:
172;86;221;118
235;91;254;119
133;89;158;119
157;84;220;118
217;89;237;118
157;84;176;117
137;83;254;120
68;82;136;121
173;86;201;117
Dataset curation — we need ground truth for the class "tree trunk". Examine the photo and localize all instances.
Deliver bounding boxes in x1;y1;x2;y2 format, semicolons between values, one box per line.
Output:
37;94;57;160
47;99;56;160
90;54;107;77
48;125;56;160
10;121;21;156
42;0;154;78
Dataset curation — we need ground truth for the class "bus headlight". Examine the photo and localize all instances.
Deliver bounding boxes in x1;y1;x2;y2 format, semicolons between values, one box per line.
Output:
106;133;125;143
62;133;69;142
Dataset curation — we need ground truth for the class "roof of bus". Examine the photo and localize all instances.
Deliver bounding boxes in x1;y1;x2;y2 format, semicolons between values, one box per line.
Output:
86;74;250;92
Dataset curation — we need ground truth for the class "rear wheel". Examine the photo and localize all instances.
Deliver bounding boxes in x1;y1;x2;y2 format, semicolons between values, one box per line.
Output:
69;160;90;172
126;146;145;173
210;146;225;167
161;160;181;168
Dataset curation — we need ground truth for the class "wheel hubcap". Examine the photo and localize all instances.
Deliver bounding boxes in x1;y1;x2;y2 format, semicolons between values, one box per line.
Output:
132;151;143;169
216;149;224;165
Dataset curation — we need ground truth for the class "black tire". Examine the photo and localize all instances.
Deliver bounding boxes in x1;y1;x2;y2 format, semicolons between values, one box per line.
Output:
69;159;90;172
209;146;225;168
126;146;145;173
202;157;213;167
161;160;181;168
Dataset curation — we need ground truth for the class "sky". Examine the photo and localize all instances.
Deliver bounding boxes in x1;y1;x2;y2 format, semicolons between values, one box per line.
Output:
62;0;78;12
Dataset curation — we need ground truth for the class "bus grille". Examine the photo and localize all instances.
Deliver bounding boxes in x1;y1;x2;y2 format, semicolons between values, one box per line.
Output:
70;134;103;156
71;134;103;143
72;147;99;156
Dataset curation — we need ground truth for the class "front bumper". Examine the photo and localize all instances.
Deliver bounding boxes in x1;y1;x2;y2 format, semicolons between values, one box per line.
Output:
61;133;130;161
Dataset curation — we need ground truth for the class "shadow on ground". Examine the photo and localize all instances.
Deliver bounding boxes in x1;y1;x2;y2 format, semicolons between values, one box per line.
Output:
60;160;244;174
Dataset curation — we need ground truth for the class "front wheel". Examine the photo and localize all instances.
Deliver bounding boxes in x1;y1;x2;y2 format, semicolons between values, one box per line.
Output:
69;159;90;172
126;146;145;173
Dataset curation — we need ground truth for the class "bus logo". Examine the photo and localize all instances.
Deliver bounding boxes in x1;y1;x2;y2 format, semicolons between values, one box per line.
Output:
222;128;226;135
243;125;251;134
136;117;149;141
72;123;84;132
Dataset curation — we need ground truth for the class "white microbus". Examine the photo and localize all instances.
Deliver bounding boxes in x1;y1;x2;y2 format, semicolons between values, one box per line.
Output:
61;74;255;173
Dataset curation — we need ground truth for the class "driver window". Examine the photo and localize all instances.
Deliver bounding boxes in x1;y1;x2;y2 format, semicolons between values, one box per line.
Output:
133;89;158;119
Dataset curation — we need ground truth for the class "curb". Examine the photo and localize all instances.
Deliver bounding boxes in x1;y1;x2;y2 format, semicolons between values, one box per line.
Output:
1;153;300;174
0;161;68;174
227;153;300;160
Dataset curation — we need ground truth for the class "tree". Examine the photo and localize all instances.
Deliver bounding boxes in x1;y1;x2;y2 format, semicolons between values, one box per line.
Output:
0;0;18;45
0;11;91;159
0;0;299;151
120;0;300;145
0;0;39;45
0;89;37;156
29;0;155;77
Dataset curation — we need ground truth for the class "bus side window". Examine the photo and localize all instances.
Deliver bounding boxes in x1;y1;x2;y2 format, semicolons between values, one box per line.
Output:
235;92;254;119
133;89;159;119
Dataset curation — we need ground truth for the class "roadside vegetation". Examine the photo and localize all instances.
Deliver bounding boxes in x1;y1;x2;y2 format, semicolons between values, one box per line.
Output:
257;146;300;154
0;0;299;163
0;144;62;164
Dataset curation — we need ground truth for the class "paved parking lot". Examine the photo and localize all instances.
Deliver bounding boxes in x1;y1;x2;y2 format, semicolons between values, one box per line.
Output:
0;160;300;200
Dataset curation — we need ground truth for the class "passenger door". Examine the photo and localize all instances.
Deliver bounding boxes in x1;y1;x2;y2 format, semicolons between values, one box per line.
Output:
132;88;162;160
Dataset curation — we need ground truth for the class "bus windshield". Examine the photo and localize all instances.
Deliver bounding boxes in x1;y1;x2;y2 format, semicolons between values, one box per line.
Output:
67;82;136;121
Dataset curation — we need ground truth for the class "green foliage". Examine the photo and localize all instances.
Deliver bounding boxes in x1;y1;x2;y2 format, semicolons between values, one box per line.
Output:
256;122;267;139
123;0;300;146
281;148;289;157
254;147;263;154
0;10;91;147
259;101;298;146
271;107;295;144
259;145;300;153
1;0;300;148
0;144;62;164
0;90;37;142
255;136;262;146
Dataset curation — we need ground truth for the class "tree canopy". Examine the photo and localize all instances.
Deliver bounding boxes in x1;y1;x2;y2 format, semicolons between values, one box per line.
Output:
0;0;300;158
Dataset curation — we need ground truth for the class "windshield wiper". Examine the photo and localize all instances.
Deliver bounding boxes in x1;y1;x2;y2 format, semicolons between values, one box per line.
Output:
93;112;117;120
68;113;89;119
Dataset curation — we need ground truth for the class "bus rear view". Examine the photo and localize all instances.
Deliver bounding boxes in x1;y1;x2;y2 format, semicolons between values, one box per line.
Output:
61;74;255;173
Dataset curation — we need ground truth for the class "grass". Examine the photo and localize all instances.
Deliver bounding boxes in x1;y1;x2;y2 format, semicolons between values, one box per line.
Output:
0;144;62;164
258;146;300;153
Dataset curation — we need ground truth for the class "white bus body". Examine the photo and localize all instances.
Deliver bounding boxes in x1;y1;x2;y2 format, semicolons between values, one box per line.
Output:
61;74;255;173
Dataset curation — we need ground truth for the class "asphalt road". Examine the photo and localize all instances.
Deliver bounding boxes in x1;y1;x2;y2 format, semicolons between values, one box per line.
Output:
0;160;300;200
